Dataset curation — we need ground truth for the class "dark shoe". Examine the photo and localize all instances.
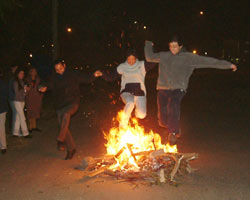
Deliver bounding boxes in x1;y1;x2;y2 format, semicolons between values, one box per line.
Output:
65;149;76;160
24;135;32;139
168;133;177;146
29;129;33;133
57;141;65;151
1;149;7;154
33;128;42;132
12;135;19;138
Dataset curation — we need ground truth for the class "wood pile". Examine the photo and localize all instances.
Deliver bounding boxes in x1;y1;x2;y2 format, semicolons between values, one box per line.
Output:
75;149;198;184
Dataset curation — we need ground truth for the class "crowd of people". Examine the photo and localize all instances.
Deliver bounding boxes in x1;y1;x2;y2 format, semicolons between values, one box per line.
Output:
0;66;43;154
0;35;237;160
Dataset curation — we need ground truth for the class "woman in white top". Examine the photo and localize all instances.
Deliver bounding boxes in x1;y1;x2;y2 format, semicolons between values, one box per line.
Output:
95;49;157;128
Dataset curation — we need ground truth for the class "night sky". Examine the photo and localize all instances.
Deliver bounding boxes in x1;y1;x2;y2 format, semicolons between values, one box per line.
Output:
0;0;249;67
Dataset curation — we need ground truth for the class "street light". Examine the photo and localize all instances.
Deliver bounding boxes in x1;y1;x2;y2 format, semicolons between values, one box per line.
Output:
200;11;204;15
143;25;147;30
193;50;197;54
29;53;33;58
67;27;72;33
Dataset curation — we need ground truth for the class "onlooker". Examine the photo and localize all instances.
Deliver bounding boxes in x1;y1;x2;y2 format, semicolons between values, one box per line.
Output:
0;68;8;154
25;67;43;132
9;68;31;138
144;35;237;145
39;59;96;160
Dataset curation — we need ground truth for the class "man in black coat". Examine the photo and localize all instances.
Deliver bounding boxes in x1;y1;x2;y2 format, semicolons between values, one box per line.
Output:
39;59;95;160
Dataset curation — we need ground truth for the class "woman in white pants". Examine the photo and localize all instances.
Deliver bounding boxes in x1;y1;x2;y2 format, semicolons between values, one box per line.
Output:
95;49;157;128
9;68;31;138
0;69;8;154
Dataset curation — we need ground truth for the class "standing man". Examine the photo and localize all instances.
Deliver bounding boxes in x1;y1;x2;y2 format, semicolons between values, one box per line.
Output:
144;35;237;145
39;59;95;160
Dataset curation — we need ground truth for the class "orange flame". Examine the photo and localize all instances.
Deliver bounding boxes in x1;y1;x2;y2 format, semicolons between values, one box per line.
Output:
104;111;177;170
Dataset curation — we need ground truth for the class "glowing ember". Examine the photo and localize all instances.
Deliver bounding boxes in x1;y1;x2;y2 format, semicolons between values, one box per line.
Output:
104;111;177;171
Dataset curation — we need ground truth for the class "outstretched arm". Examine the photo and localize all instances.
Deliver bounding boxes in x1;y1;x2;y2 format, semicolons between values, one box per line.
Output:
77;72;96;84
144;41;161;63
95;68;121;82
191;54;237;71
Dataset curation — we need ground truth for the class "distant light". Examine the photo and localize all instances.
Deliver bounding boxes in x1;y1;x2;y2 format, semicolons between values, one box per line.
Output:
42;44;45;48
29;53;33;58
27;62;31;66
200;11;204;15
51;44;54;47
67;27;72;32
143;25;147;30
192;50;197;54
134;21;138;24
204;52;208;55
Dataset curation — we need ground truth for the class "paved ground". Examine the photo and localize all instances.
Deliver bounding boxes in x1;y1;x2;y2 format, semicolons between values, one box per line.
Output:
0;68;249;200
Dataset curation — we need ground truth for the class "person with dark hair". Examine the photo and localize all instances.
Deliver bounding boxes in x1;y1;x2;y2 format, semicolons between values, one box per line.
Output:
9;68;31;138
39;58;96;160
144;35;237;145
94;48;157;128
0;68;8;154
25;67;43;132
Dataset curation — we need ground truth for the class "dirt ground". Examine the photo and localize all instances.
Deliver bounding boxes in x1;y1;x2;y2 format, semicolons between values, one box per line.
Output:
0;69;249;200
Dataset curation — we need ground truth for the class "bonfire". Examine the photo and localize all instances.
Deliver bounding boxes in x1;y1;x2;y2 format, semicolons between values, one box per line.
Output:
77;111;198;184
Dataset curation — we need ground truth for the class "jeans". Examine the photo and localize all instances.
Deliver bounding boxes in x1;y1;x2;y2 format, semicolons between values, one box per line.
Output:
157;89;186;133
10;101;29;136
120;92;147;127
0;112;7;149
56;104;79;151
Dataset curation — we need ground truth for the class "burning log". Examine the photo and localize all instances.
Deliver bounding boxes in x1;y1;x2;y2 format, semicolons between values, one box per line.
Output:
77;111;199;185
78;151;198;184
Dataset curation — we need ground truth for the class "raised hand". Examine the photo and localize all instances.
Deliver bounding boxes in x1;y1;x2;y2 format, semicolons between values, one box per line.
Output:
94;70;103;77
230;64;237;72
39;86;47;93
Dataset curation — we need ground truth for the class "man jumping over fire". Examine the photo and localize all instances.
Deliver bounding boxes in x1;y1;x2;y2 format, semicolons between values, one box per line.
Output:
144;35;237;146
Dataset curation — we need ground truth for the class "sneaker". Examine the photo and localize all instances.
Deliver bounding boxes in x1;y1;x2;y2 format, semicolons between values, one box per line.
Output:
168;133;177;146
57;141;65;151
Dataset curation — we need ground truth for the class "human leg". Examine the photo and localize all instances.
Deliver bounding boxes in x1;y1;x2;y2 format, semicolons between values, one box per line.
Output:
56;104;79;143
11;101;21;136
167;90;185;145
157;90;169;128
134;96;147;119
14;101;29;136
0;112;7;151
120;92;135;127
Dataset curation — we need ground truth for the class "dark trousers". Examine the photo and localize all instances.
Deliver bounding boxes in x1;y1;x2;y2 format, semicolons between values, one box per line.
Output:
56;104;79;151
157;89;185;134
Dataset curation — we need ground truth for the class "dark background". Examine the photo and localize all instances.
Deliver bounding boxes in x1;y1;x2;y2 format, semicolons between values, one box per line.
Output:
0;0;249;73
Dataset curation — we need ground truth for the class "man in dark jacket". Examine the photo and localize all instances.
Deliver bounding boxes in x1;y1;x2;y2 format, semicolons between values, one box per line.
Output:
0;69;8;154
144;35;237;145
39;59;95;160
